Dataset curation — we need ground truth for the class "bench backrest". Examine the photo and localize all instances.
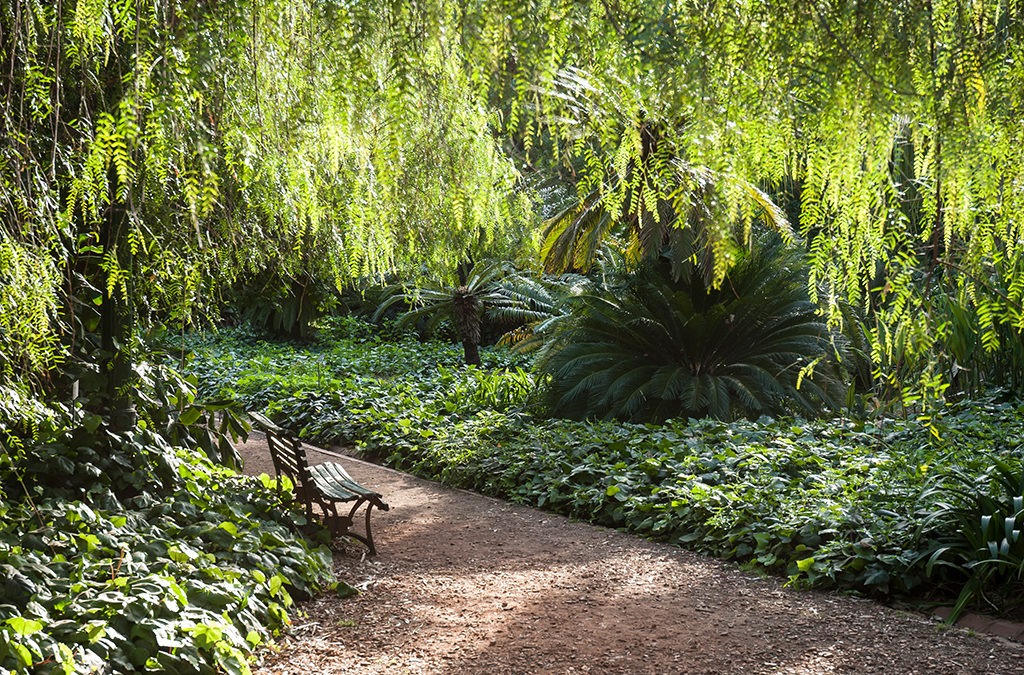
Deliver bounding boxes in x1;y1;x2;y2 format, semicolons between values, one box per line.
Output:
249;412;314;501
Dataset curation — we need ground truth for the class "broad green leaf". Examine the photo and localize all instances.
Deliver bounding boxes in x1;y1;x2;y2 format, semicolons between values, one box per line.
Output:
796;557;815;573
179;407;203;426
6;616;43;636
85;620;108;643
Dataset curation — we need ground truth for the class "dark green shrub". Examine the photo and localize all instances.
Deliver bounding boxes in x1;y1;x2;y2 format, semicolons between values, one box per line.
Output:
917;453;1024;620
0;367;336;673
230;269;337;340
537;245;846;421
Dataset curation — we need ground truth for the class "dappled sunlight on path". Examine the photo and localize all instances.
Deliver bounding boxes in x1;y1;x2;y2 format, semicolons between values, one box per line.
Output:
237;436;1024;674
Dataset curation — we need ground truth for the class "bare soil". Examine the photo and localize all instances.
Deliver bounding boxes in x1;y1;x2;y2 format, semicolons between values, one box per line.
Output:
237;435;1024;674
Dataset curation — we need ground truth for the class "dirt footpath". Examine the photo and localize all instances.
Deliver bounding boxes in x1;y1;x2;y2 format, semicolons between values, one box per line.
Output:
237;435;1024;674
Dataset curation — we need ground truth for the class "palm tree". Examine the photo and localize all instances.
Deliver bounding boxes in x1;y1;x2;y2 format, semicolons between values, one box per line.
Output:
537;241;847;422
537;67;791;288
375;262;548;366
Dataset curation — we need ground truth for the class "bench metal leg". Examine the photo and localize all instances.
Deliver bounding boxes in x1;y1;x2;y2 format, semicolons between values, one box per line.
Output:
364;501;376;555
338;498;377;556
315;497;379;556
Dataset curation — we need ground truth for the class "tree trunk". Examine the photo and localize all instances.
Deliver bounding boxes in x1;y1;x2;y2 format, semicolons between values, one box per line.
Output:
461;339;481;367
452;287;482;366
100;184;137;432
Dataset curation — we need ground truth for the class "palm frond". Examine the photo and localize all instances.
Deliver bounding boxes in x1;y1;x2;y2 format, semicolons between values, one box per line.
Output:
540;190;611;275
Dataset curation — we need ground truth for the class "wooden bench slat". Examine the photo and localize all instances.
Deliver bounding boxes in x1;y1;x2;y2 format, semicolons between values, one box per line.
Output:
309;457;359;486
310;463;382;499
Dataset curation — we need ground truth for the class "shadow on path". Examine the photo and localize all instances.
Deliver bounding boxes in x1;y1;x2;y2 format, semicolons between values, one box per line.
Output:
236;437;1024;675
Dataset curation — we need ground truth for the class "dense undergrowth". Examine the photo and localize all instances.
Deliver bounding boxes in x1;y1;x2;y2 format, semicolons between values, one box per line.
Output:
0;380;336;673
183;320;1024;620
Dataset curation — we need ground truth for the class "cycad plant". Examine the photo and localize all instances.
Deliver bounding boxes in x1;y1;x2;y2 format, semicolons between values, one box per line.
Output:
375;262;550;366
537;242;846;422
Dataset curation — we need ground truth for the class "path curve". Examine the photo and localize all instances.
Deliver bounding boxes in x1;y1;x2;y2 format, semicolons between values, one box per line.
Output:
237;436;1024;674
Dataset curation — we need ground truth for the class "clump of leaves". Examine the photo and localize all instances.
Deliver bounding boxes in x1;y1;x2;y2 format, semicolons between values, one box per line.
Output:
0;384;334;673
374;261;551;367
916;454;1024;621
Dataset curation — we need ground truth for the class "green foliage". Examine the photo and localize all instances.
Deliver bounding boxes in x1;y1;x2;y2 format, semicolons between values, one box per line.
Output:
433;365;540;416
374;261;552;365
458;1;1024;407
0;241;62;385
535;68;793;287
918;455;1024;621
6;0;1024;416
186;323;1024;615
537;244;846;421
312;314;416;345
0;413;333;673
360;394;1024;609
0;355;336;672
1;0;534;391
896;284;1024;401
178;320;534;441
230;269;338;340
174;326;488;409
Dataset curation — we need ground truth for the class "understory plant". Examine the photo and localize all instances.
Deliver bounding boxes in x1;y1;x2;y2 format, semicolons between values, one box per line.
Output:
374;261;552;366
184;321;1024;616
537;244;846;421
0;372;336;673
917;455;1024;621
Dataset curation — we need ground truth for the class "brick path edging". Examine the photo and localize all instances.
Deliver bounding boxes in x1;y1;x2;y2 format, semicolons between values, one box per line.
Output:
931;607;1024;643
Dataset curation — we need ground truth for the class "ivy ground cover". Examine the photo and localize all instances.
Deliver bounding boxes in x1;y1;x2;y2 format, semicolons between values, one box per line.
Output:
0;394;336;673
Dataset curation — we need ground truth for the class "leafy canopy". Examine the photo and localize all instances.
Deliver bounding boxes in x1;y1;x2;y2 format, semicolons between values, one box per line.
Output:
455;1;1024;403
5;1;1024;408
0;0;531;389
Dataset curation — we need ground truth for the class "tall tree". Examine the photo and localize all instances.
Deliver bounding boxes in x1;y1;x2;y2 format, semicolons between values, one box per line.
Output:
0;0;530;398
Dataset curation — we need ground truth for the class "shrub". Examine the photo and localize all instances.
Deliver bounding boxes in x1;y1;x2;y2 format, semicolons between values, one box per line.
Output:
0;378;335;673
537;245;846;421
917;454;1024;620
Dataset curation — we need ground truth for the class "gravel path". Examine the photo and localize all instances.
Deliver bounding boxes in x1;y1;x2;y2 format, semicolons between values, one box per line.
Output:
237;435;1024;674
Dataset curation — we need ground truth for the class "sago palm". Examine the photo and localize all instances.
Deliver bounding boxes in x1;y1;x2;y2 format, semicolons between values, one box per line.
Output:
538;243;846;421
375;262;549;366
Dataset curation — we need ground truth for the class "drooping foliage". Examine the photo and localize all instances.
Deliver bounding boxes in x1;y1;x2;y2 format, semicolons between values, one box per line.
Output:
6;1;1024;407
0;0;531;392
537;242;846;421
452;1;1024;404
534;69;793;286
1;5;539;667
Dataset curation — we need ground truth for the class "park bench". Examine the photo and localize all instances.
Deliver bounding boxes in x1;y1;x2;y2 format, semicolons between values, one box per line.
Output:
249;412;389;555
